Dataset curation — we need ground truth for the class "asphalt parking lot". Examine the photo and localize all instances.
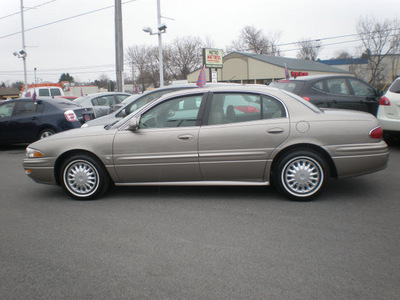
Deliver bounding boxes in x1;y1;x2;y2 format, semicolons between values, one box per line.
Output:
1;144;399;300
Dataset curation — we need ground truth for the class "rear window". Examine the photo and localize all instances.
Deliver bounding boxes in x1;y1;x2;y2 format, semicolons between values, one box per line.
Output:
48;100;83;109
280;90;322;113
269;80;303;93
389;79;400;93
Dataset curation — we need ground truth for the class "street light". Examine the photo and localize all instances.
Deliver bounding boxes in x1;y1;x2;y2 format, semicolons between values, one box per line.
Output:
143;0;166;87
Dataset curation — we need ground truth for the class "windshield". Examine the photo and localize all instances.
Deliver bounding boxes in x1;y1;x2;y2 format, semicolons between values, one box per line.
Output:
73;96;90;105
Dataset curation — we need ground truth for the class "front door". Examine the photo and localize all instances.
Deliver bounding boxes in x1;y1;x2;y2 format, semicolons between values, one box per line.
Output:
113;94;205;183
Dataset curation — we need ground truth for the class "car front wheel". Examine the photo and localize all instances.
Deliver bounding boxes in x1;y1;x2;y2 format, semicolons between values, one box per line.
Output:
274;150;329;201
60;154;110;200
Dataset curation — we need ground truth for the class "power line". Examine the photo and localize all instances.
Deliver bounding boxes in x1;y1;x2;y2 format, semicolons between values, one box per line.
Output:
0;0;137;40
0;0;57;20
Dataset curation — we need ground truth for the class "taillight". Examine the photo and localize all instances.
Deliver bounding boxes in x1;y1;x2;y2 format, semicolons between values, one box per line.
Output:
302;97;310;101
64;110;78;122
369;126;383;139
379;96;390;106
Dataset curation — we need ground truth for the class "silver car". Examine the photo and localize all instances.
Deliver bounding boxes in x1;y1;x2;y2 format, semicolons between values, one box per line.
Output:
23;85;389;201
73;92;131;118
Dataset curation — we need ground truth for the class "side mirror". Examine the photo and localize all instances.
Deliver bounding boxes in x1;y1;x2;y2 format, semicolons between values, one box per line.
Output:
128;117;140;131
376;89;384;96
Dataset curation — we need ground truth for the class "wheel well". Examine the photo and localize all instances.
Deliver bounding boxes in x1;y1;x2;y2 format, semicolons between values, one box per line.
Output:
270;144;338;180
54;150;109;186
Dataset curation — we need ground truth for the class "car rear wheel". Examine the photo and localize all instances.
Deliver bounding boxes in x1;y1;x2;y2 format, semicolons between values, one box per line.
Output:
38;128;55;139
273;150;329;201
60;154;110;200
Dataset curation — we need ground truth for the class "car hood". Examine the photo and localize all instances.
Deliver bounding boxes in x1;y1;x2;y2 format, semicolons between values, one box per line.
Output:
28;125;114;148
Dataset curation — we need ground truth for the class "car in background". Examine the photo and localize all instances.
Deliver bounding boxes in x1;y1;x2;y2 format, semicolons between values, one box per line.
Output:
0;97;95;145
377;77;400;143
23;85;388;202
73;92;130;118
269;75;383;115
82;83;236;127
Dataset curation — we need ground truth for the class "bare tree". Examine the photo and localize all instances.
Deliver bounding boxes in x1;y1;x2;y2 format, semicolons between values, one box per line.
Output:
227;26;281;56
296;39;322;61
356;16;400;87
126;45;159;90
164;36;204;80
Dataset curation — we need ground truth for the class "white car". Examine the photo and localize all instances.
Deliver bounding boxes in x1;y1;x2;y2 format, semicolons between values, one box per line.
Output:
377;78;400;143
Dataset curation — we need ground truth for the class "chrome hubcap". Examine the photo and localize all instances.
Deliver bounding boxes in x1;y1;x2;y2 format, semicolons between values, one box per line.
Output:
282;156;323;197
40;131;53;139
64;160;99;197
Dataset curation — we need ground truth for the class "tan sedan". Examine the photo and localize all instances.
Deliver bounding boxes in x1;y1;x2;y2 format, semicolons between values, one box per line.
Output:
23;85;389;201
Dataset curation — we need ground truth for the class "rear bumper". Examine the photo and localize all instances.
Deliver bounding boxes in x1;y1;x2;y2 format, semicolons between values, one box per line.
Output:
329;141;389;178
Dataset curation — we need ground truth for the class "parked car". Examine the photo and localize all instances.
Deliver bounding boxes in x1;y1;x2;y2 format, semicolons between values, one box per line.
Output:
73;92;130;118
269;75;383;115
82;83;237;127
377;77;400;143
0;97;95;145
23;85;388;201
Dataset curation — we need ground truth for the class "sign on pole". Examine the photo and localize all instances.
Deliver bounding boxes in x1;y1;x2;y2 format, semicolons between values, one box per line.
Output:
203;48;223;69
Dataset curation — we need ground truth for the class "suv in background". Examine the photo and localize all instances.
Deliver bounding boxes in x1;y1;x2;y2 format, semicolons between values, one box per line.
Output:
377;77;400;143
269;75;383;115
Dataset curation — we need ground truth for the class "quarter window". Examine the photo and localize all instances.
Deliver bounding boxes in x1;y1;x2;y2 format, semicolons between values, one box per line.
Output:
139;95;203;128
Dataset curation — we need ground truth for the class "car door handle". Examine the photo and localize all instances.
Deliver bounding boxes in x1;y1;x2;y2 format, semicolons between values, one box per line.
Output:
178;134;194;140
31;117;38;121
267;128;284;134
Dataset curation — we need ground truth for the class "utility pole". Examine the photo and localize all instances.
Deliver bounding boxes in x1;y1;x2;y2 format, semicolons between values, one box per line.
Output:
20;0;28;91
157;0;164;87
115;0;123;92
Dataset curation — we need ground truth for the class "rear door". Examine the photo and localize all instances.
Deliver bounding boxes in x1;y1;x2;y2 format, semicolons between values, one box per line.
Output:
113;93;205;183
198;92;289;182
2;100;41;142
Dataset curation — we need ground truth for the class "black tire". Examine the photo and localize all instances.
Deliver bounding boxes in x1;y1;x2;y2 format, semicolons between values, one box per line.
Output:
38;128;55;140
273;150;329;201
60;154;110;200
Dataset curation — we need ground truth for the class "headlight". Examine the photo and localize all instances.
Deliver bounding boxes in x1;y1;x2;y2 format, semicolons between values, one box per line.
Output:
26;147;45;158
81;123;88;128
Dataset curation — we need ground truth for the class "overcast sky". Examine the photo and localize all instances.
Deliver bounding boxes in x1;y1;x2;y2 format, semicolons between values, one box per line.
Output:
0;0;398;84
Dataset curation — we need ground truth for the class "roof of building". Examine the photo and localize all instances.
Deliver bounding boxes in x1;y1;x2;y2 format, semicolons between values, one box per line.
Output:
319;58;368;66
228;52;350;74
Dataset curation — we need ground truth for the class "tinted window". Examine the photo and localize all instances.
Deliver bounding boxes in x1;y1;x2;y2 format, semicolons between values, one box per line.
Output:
0;102;16;118
347;78;375;96
311;80;325;92
208;93;285;125
39;89;50;96
325;78;350;95
14;101;36;116
115;95;129;103
50;88;62;96
269;81;301;93
389;79;400;93
139;95;203;128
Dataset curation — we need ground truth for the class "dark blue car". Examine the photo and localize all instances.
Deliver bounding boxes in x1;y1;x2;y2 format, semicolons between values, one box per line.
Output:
0;97;95;145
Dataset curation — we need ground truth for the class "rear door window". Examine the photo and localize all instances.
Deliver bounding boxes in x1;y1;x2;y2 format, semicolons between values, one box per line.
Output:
325;78;350;95
207;93;286;125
